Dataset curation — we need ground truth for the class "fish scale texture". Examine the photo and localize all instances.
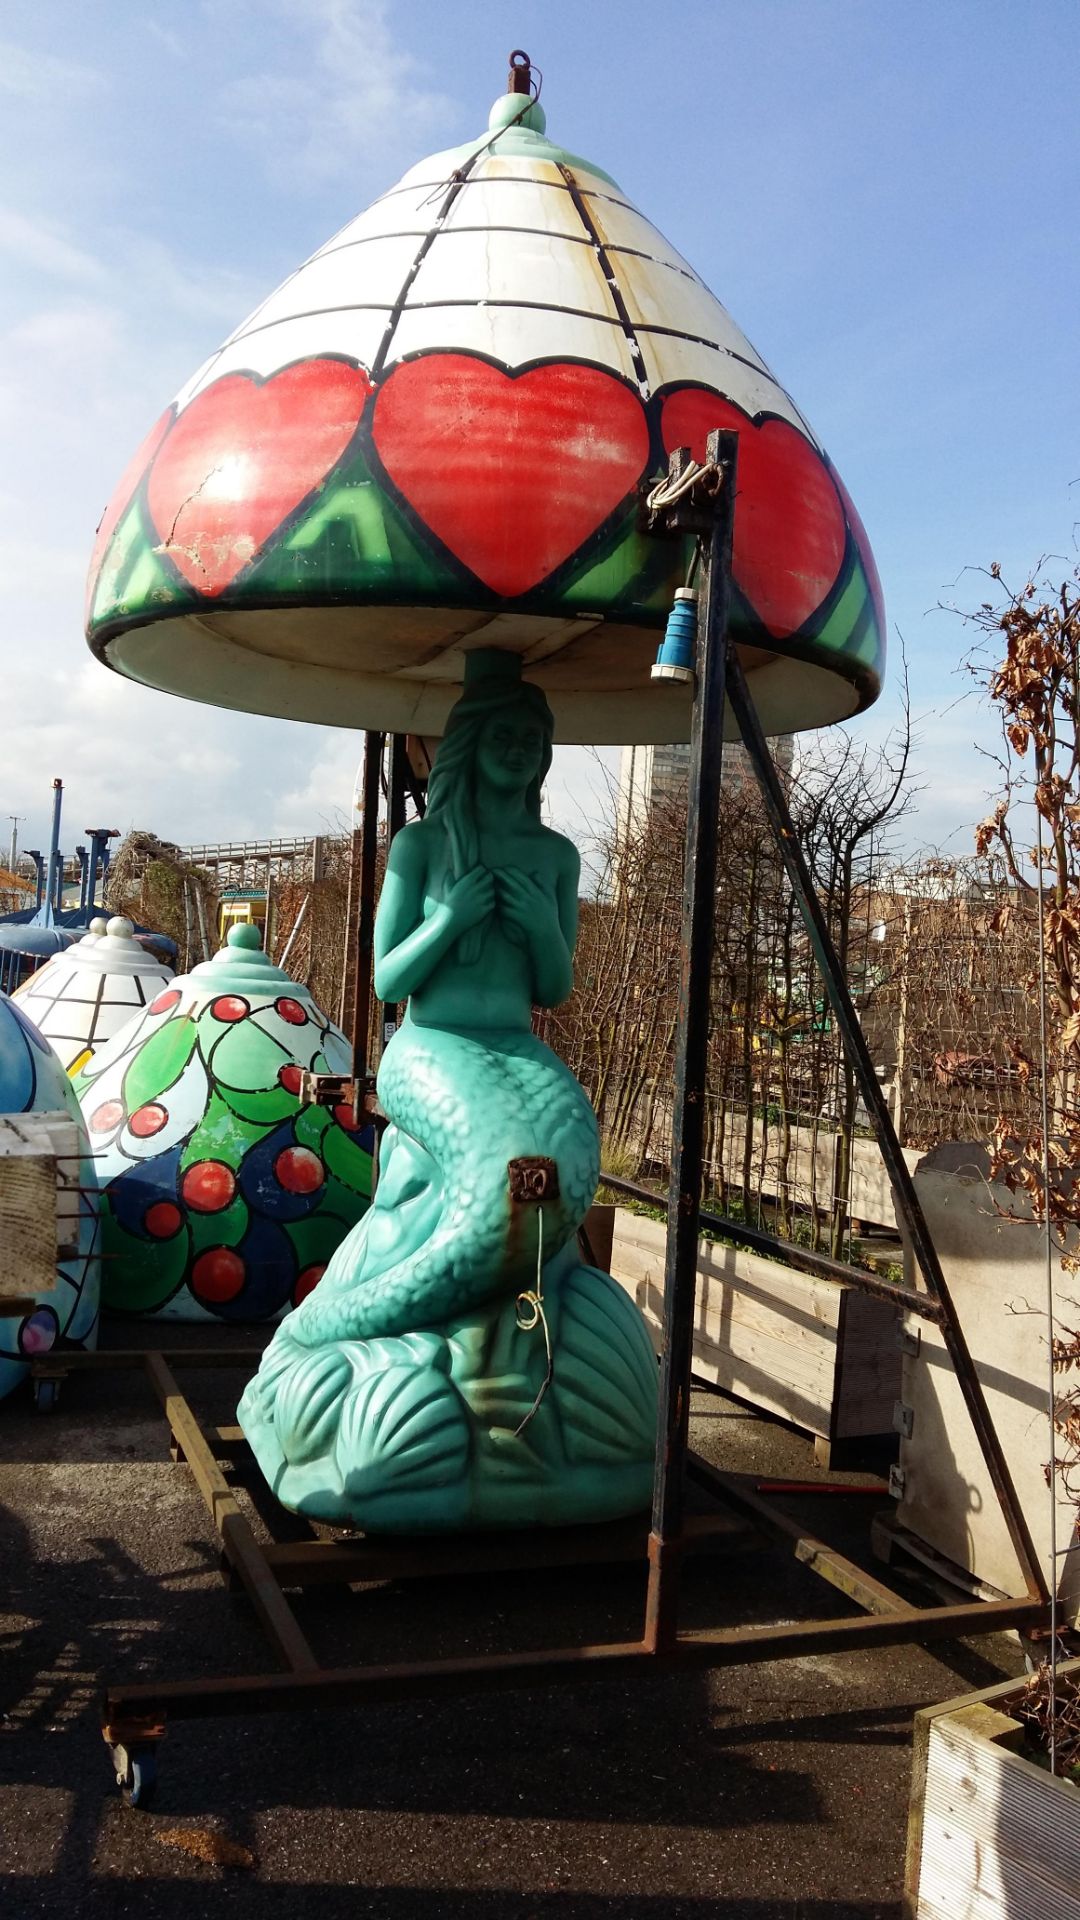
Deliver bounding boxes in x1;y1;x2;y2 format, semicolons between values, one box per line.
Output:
239;1020;657;1529
290;1022;599;1345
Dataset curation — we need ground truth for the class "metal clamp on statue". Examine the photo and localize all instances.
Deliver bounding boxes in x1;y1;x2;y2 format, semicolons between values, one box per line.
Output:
238;652;659;1529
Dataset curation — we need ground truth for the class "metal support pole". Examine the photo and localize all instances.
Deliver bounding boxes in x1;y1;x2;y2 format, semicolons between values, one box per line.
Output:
379;734;410;1050
645;429;738;1653
351;730;384;1083
26;851;44;909
388;734;409;844
725;647;1049;1605
42;779;63;926
193;882;211;963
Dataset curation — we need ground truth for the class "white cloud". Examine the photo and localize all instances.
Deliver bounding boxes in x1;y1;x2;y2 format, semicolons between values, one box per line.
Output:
214;0;455;187
267;729;363;839
0;208;105;284
0;37;105;102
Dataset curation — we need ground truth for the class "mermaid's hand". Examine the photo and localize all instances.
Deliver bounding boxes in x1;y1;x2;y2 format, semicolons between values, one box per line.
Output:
495;869;558;942
444;865;496;933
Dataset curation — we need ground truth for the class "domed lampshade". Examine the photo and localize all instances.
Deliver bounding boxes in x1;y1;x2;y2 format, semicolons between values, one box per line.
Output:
71;924;374;1322
14;915;174;1074
85;77;884;744
0;997;100;1401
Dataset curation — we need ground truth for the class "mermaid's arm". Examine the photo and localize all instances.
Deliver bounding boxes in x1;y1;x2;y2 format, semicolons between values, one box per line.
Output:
374;827;494;1003
496;841;579;1006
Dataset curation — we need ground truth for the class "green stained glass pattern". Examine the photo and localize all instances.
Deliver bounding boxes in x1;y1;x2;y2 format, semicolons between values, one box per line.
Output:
245;445;460;602
92;497;178;629
103;1217;189;1315
187;1193;250;1253
122;1014;197;1112
213;1081;302;1127
207;1017;294;1094
559;514;674;619
293;1102;332;1154
182;1089;249;1169
289;1211;354;1274
321;1119;375;1197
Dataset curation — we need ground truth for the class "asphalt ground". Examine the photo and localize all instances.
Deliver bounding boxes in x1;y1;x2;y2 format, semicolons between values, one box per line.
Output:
0;1321;1024;1919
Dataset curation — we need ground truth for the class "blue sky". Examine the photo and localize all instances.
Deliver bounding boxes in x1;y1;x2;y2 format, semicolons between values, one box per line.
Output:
3;0;1078;862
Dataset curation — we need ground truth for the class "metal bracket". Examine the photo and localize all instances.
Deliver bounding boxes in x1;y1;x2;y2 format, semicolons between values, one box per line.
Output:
893;1401;915;1439
888;1463;907;1500
896;1319;921;1358
299;1070;354;1110
298;1071;380;1128
507;1156;560;1203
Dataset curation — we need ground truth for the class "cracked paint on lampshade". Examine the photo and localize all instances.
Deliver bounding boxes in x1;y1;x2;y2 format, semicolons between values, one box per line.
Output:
86;82;884;744
71;923;374;1322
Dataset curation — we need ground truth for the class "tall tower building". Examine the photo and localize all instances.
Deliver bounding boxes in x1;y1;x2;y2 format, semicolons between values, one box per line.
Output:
616;737;794;841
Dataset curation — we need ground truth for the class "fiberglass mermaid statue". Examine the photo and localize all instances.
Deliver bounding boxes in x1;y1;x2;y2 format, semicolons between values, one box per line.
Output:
239;651;658;1530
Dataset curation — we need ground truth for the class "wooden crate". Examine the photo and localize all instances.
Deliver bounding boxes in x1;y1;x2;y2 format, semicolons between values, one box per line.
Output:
0;1112;81;1307
905;1657;1080;1918
886;1140;1080;1621
609;1207;901;1461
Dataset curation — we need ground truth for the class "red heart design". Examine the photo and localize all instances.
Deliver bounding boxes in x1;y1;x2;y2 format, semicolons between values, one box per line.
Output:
372;355;650;597
661;390;847;639
146;359;372;596
86;406;173;624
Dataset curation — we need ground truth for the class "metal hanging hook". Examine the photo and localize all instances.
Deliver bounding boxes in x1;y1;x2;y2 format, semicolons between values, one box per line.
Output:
507;49;534;94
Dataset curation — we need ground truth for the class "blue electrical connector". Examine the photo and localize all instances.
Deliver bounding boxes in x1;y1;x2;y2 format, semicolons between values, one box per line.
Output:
651;587;698;685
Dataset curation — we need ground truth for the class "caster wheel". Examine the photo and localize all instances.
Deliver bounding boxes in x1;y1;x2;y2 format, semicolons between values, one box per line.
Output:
112;1743;159;1809
34;1379;61;1413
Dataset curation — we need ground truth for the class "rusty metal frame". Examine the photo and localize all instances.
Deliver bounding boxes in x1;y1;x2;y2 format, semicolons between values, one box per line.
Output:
41;432;1051;1778
33;1343;1044;1764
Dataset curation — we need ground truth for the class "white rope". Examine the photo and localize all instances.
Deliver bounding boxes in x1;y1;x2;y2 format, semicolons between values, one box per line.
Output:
513;1207;554;1436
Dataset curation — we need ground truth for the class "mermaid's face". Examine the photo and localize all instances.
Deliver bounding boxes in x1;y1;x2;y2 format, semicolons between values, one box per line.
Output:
475;707;546;794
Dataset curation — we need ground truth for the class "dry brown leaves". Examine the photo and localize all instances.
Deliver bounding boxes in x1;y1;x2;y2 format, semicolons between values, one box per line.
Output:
1017;1663;1080;1777
155;1826;256;1870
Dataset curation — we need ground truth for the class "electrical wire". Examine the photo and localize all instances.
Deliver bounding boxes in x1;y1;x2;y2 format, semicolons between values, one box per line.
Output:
418;75;545;211
645;458;718;513
512;1206;554;1437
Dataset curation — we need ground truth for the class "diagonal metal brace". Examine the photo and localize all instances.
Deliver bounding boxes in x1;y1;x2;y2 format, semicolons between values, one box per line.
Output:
724;647;1048;1606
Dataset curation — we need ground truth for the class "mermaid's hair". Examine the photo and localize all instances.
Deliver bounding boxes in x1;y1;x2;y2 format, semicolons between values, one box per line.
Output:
425;670;554;963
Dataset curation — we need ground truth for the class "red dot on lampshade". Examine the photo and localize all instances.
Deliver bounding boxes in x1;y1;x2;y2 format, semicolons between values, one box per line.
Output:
294;1264;326;1303
332;1101;357;1130
278;1063;303;1095
181;1159;237;1213
150;987;181;1016
90;1099;124;1133
145;1200;182;1239
191;1246;245;1303
211;995;249;1023
129;1101;168;1138
274;997;307;1026
273;1146;325;1195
